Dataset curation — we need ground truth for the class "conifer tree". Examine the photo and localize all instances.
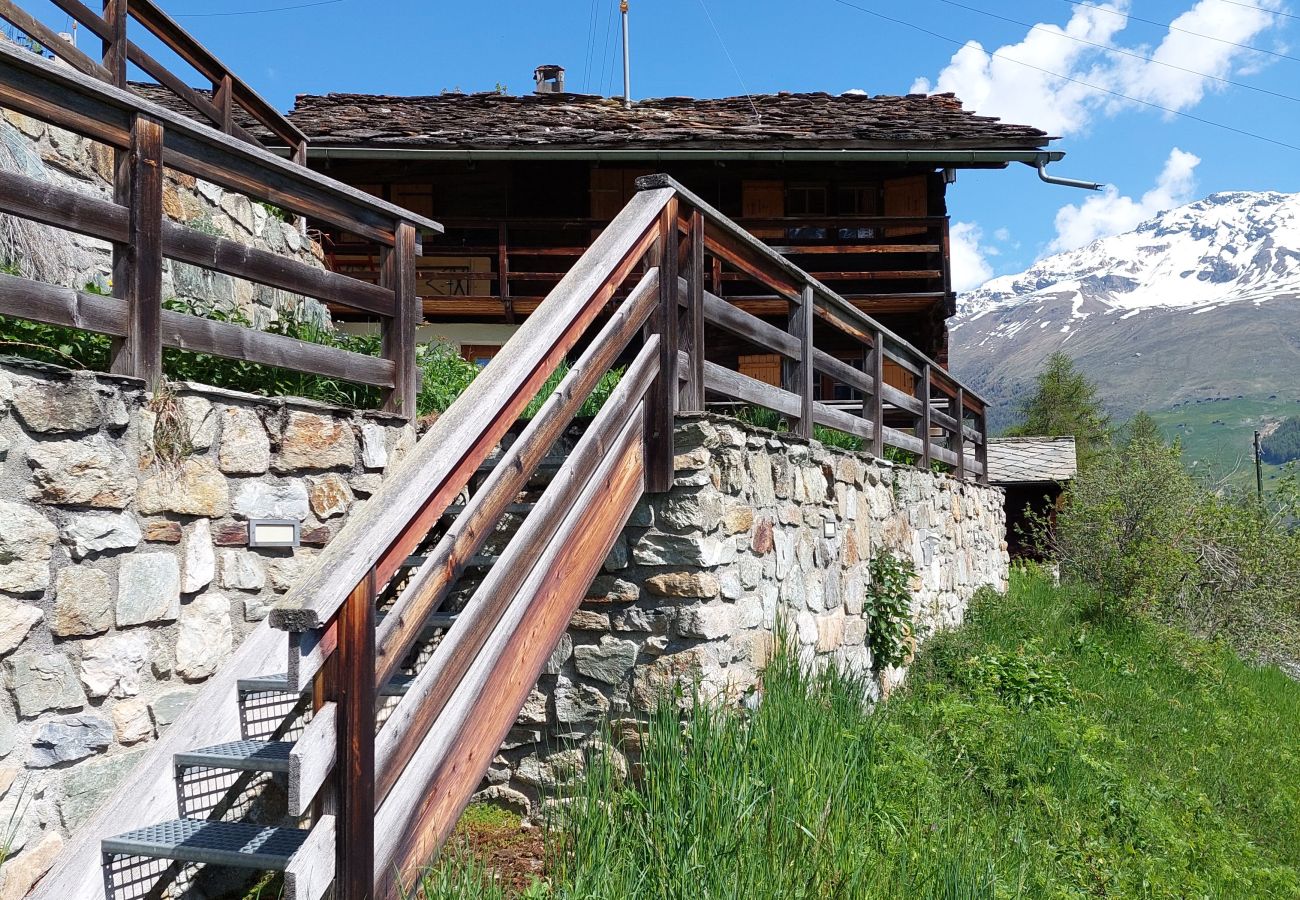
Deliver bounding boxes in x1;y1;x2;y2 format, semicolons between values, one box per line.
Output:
1005;352;1110;466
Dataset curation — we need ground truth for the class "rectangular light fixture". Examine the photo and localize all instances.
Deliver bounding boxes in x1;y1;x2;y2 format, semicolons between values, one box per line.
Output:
247;519;300;549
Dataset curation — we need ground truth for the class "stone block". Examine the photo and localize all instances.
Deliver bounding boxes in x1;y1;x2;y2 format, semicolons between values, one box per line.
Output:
11;378;100;434
573;636;638;684
58;749;142;831
632;532;735;567
307;473;352;519
181;519;215;593
0;831;63;900
219;550;265;591
27;438;134;509
141;520;183;543
151;690;195;730
52;567;112;637
8;651;84;716
543;633;572;676
112;697;153;744
116;553;181;626
28;713;112;767
180;396;216;450
63;511;141;559
569;610;611;631
676;604;736;640
232;480;309;521
722;504;755;535
218;406;271;474
276;411;356;471
0;599;41;657
137;458;230;517
176;593;232;680
360;422;388;470
80;632;150;698
644;571;719;599
553;676;610;724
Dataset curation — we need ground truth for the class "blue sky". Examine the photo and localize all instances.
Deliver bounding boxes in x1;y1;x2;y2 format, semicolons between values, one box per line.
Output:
27;0;1300;290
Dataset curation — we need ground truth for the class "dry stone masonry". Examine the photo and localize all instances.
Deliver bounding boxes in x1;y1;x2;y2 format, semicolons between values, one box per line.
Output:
477;415;1009;816
0;359;413;898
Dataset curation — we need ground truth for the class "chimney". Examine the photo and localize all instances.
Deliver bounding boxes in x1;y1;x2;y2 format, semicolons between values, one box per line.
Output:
533;65;566;95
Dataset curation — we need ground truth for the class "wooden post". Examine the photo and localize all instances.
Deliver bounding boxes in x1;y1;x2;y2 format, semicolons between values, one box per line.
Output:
918;362;932;470
870;329;885;459
498;222;514;324
109;114;164;389
785;285;814;439
954;387;966;481
381;221;419;417
976;405;989;485
214;73;234;134
680;209;705;412
645;197;678;492
335;572;376;900
101;0;127;87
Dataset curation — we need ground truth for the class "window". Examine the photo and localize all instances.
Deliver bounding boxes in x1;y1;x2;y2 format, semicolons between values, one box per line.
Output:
835;184;879;240
786;184;827;216
460;344;502;369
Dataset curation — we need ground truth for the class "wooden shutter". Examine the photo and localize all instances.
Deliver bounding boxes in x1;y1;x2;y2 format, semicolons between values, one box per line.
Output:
883;359;916;394
739;353;782;387
883;175;927;237
589;168;625;221
742;180;785;238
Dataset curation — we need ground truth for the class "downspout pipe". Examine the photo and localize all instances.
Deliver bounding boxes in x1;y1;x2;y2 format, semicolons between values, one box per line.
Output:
1031;154;1105;191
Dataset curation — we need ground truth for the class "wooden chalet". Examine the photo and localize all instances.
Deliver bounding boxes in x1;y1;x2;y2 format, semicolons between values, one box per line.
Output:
264;72;1057;393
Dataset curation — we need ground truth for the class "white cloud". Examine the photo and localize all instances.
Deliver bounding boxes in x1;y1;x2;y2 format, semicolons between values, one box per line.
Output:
1048;147;1200;253
950;221;996;291
910;0;1282;136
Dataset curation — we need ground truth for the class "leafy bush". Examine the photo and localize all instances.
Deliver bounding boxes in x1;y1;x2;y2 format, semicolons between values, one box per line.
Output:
865;552;916;670
1043;412;1300;663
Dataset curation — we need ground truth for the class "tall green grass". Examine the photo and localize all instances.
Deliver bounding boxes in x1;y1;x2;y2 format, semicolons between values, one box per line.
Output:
422;568;1300;898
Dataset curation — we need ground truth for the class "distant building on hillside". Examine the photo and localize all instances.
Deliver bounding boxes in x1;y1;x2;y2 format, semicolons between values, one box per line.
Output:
987;436;1078;558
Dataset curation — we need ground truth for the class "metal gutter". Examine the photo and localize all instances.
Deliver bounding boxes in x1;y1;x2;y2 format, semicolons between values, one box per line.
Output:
281;146;1065;166
1031;154;1105;191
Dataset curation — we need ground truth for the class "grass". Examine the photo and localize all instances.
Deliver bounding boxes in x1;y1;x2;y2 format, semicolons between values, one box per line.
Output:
1148;395;1300;491
420;568;1300;898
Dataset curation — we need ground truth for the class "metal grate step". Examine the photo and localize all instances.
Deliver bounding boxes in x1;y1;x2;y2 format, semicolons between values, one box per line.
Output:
237;672;415;697
102;818;309;871
175;740;292;774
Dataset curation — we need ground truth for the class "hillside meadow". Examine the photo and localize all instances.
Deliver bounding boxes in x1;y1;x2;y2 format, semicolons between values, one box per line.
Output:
405;568;1300;899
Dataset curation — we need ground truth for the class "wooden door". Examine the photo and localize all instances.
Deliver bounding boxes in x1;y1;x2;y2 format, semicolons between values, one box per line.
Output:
739;353;782;387
742;180;785;238
883;175;927;237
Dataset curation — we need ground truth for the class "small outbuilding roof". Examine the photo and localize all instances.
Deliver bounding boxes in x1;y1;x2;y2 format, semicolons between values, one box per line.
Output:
986;437;1078;485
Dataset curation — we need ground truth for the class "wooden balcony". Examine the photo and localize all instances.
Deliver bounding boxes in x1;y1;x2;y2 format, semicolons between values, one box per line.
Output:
322;213;952;323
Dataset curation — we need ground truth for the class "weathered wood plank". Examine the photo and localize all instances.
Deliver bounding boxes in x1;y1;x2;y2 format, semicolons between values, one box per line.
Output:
373;341;660;805
870;331;885;458
334;575;375;900
702;360;802;420
786;286;814;439
645;197;678;492
0;0;110;80
270;189;671;635
0;273;127;336
158;308;395;387
381;221;418;416
919;362;933;470
373;412;646;900
125;39;259;146
109;115;164;388
812;402;874;442
681;209;705;412
370;270;659;690
288;702;336;818
284;815;334;900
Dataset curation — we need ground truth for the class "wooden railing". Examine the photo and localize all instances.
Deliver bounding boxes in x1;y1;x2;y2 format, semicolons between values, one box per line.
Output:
326;212;951;321
0;0;307;159
0;39;439;414
268;176;987;897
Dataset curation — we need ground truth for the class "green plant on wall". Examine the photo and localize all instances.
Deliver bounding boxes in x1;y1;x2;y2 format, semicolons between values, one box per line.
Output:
865;551;916;671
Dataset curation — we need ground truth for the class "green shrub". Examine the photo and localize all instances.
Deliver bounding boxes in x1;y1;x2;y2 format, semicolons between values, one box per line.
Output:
865;552;916;670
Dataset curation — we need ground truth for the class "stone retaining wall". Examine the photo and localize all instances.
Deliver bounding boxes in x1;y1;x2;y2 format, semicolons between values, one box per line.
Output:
0;359;413;899
477;415;1009;815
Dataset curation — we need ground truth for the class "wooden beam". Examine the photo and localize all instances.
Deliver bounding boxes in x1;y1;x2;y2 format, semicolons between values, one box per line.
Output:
0;0;110;80
681;209;705;412
644;196;678;493
100;0;126;87
954;388;966;481
785;286;814;439
381;221;418;416
110;114;165;389
370;272;659;690
918;362;932;470
870;330;885;459
702;361;802;421
333;574;375;900
373;412;646;899
0;273;126;336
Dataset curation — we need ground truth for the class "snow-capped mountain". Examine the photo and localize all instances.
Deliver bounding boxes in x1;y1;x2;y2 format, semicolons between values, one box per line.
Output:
951;191;1300;430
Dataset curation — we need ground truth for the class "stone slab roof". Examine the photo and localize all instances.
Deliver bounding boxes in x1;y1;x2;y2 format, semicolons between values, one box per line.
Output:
128;84;1051;152
283;90;1051;151
987;437;1078;485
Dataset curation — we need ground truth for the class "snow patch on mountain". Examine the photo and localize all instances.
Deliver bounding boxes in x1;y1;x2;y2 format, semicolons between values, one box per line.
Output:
957;191;1300;326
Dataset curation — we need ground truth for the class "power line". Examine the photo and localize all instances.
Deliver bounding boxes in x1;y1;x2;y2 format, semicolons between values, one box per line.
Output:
826;0;1300;153
172;0;344;16
1207;0;1300;23
930;0;1300;106
582;0;600;93
696;0;761;120
1050;0;1300;64
603;0;620;97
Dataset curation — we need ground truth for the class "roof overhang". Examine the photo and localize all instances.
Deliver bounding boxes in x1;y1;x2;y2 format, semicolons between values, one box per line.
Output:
281;146;1064;166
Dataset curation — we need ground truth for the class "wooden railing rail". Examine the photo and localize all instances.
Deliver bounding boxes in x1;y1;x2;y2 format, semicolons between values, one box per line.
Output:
264;175;987;899
0;0;308;158
0;40;440;412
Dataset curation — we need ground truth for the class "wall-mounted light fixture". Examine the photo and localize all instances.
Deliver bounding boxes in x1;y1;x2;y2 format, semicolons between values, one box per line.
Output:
823;521;836;539
248;519;301;549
